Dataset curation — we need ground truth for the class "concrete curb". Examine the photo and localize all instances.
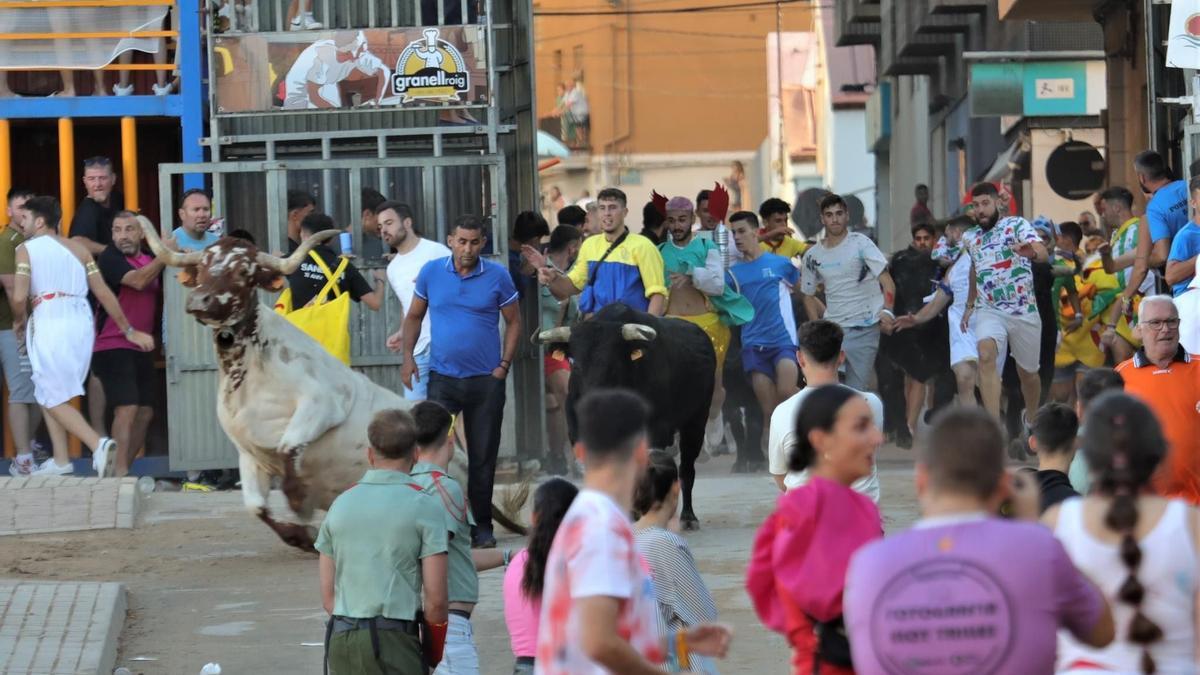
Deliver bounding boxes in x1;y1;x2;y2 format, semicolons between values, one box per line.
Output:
0;477;139;536
0;580;127;674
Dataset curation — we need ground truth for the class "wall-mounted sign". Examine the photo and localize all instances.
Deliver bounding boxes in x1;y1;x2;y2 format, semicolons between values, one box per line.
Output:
1167;1;1200;69
213;25;487;114
969;60;1104;118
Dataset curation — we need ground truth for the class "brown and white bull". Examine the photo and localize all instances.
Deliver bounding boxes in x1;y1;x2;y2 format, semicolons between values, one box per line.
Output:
138;219;521;550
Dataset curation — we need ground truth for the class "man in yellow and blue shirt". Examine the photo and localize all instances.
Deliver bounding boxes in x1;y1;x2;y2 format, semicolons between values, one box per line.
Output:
539;187;667;317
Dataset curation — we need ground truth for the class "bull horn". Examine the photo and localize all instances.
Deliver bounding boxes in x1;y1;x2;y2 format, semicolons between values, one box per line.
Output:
536;326;572;344
137;215;205;267
621;323;657;342
256;229;340;275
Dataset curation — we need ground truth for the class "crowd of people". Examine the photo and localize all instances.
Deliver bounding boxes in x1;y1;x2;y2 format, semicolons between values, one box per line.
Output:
6;145;1199;673
312;152;1200;673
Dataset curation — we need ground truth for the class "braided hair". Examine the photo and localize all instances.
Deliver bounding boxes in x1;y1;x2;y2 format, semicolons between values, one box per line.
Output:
1082;392;1167;673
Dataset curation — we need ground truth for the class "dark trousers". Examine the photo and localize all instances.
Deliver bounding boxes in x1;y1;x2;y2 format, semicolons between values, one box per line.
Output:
428;371;506;533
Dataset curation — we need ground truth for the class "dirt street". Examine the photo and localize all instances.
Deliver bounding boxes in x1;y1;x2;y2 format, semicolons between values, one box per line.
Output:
0;450;919;674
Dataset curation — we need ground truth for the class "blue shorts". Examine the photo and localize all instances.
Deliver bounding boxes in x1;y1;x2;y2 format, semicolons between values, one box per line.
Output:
403;348;431;401
742;344;796;379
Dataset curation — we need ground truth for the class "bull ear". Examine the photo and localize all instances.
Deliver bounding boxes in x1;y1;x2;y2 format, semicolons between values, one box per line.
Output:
177;266;199;287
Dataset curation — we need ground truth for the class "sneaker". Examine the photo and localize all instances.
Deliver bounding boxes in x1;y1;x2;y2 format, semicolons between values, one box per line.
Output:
8;453;33;477
92;437;116;478
31;458;74;475
152;83;173;96
289;12;322;30
112;83;134;96
472;530;496;549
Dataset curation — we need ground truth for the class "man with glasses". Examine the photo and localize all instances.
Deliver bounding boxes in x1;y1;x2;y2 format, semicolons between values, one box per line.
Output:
69;157;125;257
1115;295;1200;504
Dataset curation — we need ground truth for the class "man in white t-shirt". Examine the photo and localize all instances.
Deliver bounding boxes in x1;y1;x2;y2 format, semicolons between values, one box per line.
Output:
282;31;388;109
799;193;896;392
535;389;731;674
768;320;881;501
379;201;450;401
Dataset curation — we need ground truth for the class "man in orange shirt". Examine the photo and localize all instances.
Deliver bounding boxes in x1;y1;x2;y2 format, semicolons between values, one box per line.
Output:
1115;295;1200;503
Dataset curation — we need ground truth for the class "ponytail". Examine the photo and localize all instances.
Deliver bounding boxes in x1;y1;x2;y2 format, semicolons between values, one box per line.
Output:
521;478;578;601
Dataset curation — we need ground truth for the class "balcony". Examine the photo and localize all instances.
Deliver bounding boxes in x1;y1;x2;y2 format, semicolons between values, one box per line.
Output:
880;0;939;76
896;0;960;57
834;0;881;47
930;0;989;14
998;0;1096;21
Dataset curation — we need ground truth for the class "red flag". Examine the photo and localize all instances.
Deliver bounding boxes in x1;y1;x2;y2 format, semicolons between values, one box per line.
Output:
707;182;729;222
651;190;668;217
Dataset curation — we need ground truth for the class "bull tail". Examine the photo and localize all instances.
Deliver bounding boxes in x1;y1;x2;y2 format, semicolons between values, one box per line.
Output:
491;475;533;535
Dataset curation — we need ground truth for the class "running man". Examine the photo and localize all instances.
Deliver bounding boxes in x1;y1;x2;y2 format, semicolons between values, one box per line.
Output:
727;211;800;463
657;195;753;460
894;216;1001;406
282;31;389;109
799;193;895;392
537;187;667;318
960;181;1049;422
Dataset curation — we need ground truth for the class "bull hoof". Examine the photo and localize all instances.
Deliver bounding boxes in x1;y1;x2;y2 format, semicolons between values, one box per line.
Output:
276;522;317;553
681;513;700;531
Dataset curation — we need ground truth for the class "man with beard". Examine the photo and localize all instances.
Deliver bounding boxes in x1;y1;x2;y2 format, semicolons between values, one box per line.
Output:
657;195;754;465
380;201;450;401
960;182;1049;423
879;222;945;446
92;211;165;476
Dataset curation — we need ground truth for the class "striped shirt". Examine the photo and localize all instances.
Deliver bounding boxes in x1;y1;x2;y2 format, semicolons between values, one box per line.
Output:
634;526;720;674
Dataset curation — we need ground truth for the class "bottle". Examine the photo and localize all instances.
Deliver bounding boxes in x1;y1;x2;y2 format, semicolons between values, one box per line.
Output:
136;475;155;495
715;221;733;271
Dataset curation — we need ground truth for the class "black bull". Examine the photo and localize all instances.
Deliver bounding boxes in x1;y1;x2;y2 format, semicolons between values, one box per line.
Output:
538;304;716;529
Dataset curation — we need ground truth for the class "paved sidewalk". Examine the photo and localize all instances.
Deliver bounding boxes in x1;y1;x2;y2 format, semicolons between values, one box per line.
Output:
0;477;139;536
0;580;126;675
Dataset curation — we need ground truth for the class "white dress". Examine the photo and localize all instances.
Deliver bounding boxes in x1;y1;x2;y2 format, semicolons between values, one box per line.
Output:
25;236;93;408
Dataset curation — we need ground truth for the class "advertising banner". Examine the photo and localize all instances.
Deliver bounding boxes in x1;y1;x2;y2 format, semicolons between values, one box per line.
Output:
213;25;487;114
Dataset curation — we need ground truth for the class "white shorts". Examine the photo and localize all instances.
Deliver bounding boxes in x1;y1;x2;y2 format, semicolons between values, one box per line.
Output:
975;306;1042;373
947;305;1005;374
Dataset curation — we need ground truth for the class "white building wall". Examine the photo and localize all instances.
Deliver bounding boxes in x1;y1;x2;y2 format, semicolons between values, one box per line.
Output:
826;107;876;227
884;75;931;253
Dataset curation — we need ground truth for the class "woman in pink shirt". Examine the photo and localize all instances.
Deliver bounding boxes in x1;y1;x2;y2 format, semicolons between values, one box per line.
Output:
502;477;578;674
746;384;884;674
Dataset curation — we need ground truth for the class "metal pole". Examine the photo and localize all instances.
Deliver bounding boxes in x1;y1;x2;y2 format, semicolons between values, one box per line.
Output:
58;117;76;234
775;0;785;187
0;120;9;227
1145;0;1158;149
121;117;139;211
321;136;334;216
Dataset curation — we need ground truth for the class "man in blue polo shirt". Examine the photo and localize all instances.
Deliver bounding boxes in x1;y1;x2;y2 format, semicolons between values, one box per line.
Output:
400;214;522;549
1134;150;1189;273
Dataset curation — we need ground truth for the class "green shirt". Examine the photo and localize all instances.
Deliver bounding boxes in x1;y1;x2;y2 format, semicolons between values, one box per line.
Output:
410;461;478;604
0;227;25;330
314;469;449;620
